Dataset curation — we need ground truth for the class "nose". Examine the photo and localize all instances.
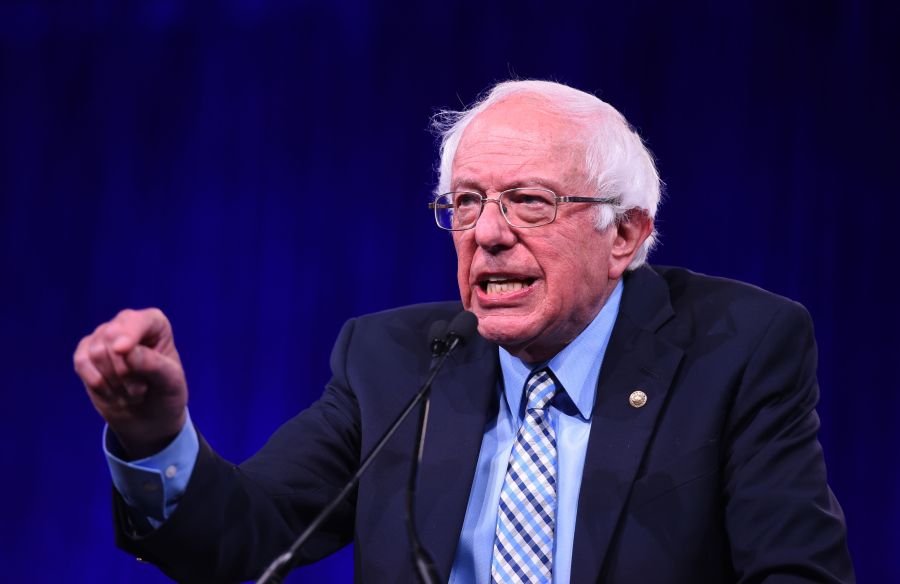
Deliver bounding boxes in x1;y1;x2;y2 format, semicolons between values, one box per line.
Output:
474;197;516;251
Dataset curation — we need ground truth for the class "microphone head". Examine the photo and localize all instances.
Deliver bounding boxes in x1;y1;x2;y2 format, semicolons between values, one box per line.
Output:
446;311;478;345
428;320;449;356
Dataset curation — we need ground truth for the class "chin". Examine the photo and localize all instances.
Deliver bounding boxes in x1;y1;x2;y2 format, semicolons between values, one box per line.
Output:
475;314;537;348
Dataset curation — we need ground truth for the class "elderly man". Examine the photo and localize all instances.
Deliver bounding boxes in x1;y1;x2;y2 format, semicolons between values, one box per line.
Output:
75;80;853;583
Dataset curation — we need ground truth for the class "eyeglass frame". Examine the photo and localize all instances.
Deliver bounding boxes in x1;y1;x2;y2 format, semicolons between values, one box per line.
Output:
427;187;621;231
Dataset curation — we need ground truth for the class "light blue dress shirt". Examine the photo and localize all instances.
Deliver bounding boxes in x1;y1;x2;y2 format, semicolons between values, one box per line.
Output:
104;412;198;528
106;280;623;580
448;281;622;584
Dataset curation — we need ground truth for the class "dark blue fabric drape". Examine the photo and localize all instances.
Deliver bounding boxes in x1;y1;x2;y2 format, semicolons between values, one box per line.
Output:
2;1;896;581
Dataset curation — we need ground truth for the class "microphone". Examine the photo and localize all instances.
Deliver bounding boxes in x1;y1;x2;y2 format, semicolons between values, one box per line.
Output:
408;311;478;583
428;311;477;357
428;320;449;356
256;311;478;584
443;311;478;355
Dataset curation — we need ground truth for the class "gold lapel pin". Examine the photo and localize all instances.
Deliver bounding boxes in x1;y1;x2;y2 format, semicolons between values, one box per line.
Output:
629;390;648;408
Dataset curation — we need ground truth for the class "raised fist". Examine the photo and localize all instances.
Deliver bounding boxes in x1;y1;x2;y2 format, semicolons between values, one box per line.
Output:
74;308;188;459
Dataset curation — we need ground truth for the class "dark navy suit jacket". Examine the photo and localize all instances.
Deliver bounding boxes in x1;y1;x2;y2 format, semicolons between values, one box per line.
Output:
113;265;854;583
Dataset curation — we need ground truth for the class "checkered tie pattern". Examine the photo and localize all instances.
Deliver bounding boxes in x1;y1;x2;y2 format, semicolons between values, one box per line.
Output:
491;368;558;583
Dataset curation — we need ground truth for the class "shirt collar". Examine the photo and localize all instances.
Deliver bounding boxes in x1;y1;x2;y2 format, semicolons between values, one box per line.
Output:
498;279;623;421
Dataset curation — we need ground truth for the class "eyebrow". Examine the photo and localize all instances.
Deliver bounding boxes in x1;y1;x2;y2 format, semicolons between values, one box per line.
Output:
451;177;560;192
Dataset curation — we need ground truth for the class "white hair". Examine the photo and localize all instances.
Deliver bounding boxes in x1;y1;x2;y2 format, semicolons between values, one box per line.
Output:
432;79;662;269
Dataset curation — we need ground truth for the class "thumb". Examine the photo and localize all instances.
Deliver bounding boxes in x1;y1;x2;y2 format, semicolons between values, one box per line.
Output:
125;345;185;391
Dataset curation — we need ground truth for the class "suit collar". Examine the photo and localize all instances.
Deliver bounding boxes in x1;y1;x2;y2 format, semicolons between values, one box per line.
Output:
499;278;625;422
618;264;676;332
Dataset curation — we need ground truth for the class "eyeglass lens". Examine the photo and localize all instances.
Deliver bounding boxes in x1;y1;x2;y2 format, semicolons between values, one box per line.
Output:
435;188;557;230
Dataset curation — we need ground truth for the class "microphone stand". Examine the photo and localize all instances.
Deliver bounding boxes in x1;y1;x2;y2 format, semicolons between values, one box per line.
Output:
406;334;468;584
256;333;464;584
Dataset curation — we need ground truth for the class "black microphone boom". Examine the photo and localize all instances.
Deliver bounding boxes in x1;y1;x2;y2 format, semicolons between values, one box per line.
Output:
406;310;477;583
256;311;478;584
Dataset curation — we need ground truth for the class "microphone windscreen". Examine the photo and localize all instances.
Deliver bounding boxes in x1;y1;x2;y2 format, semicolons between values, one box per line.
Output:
447;311;478;344
428;320;448;345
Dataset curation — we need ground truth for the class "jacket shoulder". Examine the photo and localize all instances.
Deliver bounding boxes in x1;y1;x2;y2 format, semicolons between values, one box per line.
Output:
334;301;467;357
651;265;806;314
353;301;465;329
645;265;813;347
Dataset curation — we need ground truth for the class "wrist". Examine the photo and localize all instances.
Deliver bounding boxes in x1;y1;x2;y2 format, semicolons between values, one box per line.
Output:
112;410;187;460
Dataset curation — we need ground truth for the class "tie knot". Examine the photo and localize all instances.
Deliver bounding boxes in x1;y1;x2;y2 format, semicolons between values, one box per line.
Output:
525;368;557;411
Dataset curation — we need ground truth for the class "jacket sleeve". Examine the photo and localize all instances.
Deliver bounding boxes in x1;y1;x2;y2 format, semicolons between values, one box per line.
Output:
722;301;854;583
112;317;363;583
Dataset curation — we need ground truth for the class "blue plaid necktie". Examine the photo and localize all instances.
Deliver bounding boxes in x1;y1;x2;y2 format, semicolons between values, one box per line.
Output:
491;368;558;583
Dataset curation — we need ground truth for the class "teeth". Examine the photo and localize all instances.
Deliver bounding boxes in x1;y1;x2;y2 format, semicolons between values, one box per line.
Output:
485;280;528;295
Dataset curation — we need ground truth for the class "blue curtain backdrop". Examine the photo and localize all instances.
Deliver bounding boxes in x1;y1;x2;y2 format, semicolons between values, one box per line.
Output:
1;1;897;581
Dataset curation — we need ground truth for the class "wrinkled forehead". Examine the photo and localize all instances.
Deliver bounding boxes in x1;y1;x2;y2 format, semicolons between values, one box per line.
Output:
452;96;590;190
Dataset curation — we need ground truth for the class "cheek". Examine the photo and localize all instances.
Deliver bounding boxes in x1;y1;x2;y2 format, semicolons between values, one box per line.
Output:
453;236;474;304
543;233;610;300
457;267;471;307
546;260;587;307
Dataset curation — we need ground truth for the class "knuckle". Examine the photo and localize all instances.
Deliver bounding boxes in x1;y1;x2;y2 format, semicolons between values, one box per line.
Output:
115;308;136;322
73;353;88;371
87;342;107;358
102;323;121;341
146;306;168;323
78;366;102;388
84;373;103;389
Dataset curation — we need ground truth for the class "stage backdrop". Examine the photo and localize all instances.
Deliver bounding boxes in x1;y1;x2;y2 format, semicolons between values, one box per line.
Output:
1;1;897;581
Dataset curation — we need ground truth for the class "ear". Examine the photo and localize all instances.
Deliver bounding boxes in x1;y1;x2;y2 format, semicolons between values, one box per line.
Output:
608;210;653;279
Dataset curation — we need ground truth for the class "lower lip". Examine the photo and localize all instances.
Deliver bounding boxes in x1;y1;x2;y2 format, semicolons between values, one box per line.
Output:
474;281;539;306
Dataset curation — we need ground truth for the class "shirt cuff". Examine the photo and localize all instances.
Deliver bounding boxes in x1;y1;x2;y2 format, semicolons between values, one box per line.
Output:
103;412;199;525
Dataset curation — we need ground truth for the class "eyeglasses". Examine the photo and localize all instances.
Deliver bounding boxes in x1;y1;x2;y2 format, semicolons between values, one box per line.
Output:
428;187;619;231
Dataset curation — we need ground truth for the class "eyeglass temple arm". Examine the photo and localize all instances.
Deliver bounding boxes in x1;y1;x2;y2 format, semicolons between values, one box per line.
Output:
556;196;620;204
429;196;619;208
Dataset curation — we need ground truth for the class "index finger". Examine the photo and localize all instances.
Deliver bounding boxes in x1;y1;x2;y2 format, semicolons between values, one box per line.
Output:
109;308;171;354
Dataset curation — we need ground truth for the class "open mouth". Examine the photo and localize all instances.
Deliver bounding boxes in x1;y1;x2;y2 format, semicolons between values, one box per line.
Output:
478;276;537;296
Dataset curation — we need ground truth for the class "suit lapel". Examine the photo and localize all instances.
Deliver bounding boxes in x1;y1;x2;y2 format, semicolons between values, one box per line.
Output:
571;267;684;583
404;267;683;582
414;334;499;580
